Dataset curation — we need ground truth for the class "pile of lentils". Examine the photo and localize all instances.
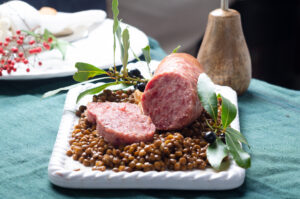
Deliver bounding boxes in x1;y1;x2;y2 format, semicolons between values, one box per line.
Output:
69;89;217;172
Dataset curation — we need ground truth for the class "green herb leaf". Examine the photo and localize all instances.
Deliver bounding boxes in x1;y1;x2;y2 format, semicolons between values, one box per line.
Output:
43;84;76;99
73;62;108;82
197;73;218;122
37;29;69;60
130;47;141;61
226;132;251;169
226;127;250;148
112;0;119;67
42;77;111;98
113;35;117;67
108;83;132;91
218;158;231;171
76;81;125;103
21;30;39;38
121;28;130;73
218;94;237;129
207;137;229;171
53;39;68;60
142;45;152;77
112;0;119;34
172;45;181;53
43;29;51;40
142;45;151;65
116;24;124;61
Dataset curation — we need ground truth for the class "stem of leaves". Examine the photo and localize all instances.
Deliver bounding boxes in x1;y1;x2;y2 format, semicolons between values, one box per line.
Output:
197;74;251;170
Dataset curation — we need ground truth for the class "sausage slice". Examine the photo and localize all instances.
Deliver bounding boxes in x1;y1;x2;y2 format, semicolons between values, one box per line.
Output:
87;102;155;145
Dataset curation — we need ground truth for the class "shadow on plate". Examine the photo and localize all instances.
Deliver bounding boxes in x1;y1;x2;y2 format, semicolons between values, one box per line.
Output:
50;180;248;199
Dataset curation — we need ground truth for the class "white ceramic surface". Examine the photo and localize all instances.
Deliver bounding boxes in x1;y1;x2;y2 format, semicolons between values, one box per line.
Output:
0;1;106;37
48;81;245;190
0;19;149;80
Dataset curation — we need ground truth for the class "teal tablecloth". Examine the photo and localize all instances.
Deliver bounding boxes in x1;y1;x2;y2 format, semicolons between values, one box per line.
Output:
0;38;300;199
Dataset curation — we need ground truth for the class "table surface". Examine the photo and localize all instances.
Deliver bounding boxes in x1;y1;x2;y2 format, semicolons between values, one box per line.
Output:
0;38;300;199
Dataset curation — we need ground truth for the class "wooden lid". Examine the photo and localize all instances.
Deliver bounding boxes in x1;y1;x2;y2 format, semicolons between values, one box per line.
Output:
39;7;57;15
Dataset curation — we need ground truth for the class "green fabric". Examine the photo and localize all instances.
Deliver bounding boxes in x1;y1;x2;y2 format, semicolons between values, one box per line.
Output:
0;38;299;199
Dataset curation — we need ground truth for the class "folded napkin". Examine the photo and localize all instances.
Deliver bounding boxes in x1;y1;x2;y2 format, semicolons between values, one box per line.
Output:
0;0;106;41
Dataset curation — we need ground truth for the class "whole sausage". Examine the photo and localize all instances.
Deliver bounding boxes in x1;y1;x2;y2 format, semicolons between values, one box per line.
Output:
141;53;204;130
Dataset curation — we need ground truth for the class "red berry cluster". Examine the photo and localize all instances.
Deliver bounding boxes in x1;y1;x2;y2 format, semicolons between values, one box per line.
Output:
0;30;53;76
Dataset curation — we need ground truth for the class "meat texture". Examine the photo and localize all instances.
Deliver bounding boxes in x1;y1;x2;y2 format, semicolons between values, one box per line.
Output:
87;102;155;145
141;53;204;130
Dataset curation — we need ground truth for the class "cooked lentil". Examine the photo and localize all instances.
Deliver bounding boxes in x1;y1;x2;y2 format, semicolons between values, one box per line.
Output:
68;89;222;172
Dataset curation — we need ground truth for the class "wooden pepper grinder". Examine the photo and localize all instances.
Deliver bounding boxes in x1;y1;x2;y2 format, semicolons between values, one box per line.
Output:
197;0;251;95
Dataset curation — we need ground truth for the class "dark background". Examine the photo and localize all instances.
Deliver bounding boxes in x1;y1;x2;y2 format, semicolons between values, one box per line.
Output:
230;0;300;90
1;0;299;90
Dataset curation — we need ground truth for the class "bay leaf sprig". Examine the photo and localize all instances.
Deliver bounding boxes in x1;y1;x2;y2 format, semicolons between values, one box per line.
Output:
197;73;251;170
70;0;148;102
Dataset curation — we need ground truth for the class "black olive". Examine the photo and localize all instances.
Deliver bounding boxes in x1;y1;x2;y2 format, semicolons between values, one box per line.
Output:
219;133;226;144
128;69;142;78
134;82;147;92
75;110;82;117
203;131;216;144
79;105;87;113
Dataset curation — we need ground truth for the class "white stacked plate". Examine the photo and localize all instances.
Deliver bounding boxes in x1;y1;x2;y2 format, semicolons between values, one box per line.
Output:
0;19;149;80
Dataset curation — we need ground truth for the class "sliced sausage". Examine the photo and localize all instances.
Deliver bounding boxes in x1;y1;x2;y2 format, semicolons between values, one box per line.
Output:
87;102;155;145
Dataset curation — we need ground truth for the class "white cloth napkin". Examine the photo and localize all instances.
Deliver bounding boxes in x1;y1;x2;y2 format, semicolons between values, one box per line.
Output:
0;0;106;41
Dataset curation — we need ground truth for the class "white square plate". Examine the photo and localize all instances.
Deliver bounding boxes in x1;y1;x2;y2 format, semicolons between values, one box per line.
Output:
48;83;245;190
